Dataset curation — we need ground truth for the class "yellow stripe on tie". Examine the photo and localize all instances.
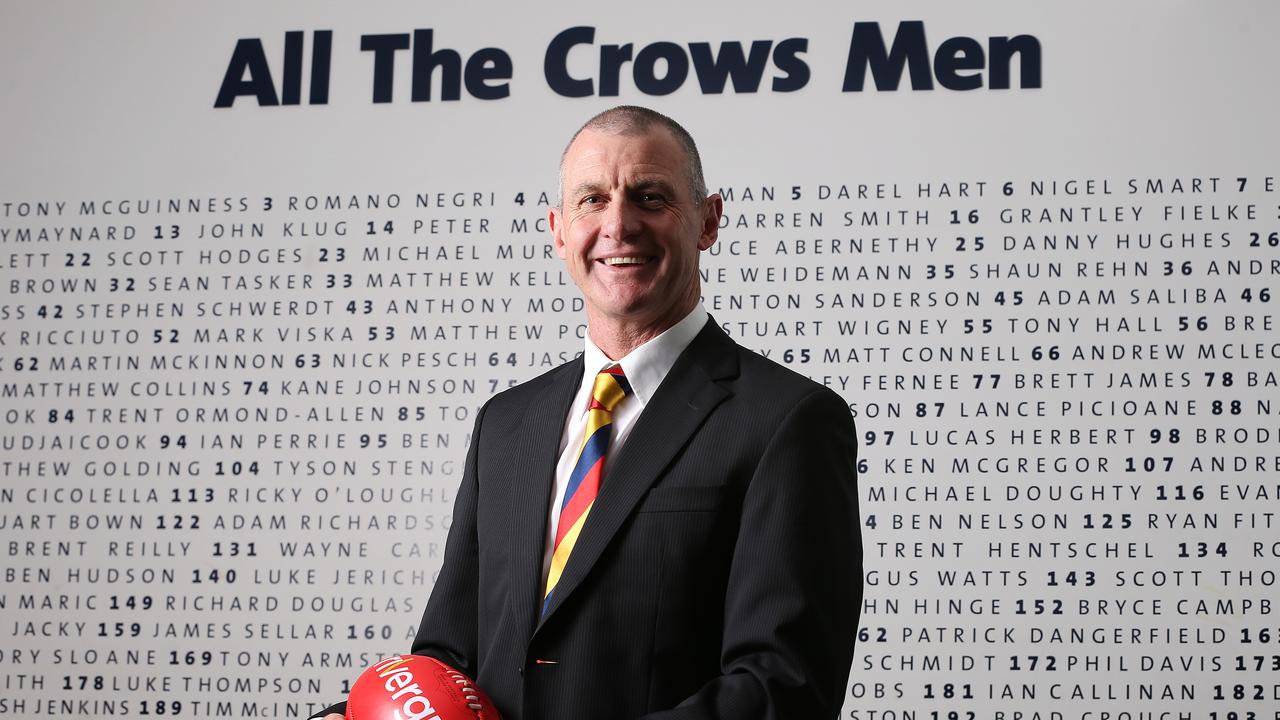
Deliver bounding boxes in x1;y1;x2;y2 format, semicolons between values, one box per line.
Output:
544;498;593;598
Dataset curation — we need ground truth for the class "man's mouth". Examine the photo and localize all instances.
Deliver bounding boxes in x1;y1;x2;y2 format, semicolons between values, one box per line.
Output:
599;256;652;266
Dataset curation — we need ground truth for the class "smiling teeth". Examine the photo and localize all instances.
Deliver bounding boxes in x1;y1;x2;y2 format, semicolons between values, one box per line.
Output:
604;257;648;265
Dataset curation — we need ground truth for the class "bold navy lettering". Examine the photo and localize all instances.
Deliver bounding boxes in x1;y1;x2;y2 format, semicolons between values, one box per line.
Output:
842;21;933;91
545;29;813;97
688;41;771;94
545;26;596;97
411;29;461;101
598;43;632;97
934;36;985;91
465;48;513;100
214;39;279;107
989;35;1042;89
309;31;332;104
843;21;1042;92
633;42;688;96
361;33;411;103
770;38;810;92
281;31;304;105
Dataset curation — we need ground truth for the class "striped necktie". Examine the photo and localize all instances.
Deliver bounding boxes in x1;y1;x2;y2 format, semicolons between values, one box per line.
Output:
543;365;633;613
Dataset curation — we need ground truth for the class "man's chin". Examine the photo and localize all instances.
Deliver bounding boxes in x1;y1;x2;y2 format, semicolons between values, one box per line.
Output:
587;287;656;315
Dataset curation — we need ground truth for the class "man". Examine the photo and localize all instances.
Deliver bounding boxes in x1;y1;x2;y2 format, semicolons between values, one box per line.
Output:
313;105;861;719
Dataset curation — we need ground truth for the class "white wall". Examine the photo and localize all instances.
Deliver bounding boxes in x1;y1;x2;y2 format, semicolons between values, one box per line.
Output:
2;1;1277;716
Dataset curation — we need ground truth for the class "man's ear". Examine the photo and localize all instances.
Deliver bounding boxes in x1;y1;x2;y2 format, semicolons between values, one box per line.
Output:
549;205;567;260
697;193;723;251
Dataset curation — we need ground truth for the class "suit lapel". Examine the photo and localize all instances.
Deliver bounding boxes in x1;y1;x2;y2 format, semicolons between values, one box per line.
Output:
535;319;738;631
509;356;583;643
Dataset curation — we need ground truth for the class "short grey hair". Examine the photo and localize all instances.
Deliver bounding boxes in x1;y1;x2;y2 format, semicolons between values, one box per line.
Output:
558;105;708;207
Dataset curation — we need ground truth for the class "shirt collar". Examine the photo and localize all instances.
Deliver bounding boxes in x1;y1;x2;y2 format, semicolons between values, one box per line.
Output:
580;303;708;408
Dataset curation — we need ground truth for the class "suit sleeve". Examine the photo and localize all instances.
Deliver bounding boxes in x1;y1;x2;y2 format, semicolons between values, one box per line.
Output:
408;396;489;673
307;399;490;720
640;387;862;720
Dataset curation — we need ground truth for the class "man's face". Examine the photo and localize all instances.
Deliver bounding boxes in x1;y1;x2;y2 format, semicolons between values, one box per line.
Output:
549;126;721;336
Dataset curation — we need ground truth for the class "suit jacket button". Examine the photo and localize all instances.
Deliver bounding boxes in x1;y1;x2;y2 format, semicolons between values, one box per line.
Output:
517;666;524;676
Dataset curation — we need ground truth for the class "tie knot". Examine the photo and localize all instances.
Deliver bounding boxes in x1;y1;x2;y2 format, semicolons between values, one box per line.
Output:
591;366;632;413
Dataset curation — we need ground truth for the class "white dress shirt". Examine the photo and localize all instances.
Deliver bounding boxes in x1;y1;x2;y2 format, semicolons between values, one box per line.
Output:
540;303;709;587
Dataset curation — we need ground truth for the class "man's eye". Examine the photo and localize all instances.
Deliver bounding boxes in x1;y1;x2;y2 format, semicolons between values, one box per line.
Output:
641;193;664;203
582;195;602;205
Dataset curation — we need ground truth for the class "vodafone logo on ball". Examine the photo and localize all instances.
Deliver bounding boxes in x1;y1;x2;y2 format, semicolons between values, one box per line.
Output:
370;656;439;720
347;654;499;720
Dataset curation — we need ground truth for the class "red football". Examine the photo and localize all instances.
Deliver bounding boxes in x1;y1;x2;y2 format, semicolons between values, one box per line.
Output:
347;654;501;720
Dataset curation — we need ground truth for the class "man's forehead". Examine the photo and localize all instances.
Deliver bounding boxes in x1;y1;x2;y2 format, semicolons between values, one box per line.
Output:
568;160;675;182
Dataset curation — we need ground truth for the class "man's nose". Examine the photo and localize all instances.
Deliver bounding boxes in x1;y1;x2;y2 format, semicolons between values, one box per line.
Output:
600;198;641;240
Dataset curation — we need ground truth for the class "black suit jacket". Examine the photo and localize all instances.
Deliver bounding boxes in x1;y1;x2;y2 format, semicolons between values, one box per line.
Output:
315;317;861;719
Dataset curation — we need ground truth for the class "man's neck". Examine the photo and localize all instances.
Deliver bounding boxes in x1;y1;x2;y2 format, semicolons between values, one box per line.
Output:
588;323;665;361
587;301;696;360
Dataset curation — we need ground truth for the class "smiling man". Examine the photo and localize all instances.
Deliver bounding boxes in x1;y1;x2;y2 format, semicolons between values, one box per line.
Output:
312;105;861;720
549;109;718;360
